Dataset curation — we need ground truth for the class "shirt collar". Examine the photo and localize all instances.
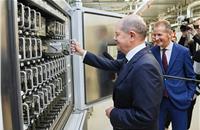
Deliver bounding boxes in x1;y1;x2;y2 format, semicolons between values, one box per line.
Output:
126;43;146;62
160;41;173;51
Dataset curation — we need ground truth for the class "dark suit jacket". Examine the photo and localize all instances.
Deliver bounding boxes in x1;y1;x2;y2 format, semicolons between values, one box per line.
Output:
178;34;200;62
84;47;163;130
151;43;196;110
193;35;200;62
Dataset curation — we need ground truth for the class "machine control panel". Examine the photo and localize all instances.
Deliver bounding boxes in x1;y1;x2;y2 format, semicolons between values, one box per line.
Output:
17;1;73;129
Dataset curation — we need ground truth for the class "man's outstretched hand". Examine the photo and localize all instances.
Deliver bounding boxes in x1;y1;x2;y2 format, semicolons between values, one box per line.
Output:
70;40;85;56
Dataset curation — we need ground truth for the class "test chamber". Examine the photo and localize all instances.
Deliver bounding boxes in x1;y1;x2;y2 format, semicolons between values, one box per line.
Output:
1;0;124;130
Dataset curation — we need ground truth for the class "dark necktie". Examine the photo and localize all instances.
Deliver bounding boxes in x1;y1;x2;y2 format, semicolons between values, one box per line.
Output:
162;49;168;73
118;57;128;75
123;57;128;64
162;48;169;97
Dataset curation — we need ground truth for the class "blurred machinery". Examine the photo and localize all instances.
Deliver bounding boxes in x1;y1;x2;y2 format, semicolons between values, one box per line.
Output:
1;0;124;130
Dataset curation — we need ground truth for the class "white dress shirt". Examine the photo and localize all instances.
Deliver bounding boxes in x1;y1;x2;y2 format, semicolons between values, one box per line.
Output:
126;43;146;62
160;42;174;64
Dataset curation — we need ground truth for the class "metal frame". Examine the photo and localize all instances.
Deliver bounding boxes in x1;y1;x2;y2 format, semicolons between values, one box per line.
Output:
1;0;23;130
72;6;125;110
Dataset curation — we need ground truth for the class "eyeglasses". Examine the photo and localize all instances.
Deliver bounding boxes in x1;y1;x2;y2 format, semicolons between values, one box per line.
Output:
193;25;199;29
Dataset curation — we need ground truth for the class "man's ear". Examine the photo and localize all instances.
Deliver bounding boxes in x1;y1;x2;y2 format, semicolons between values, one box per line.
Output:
129;31;136;40
167;30;172;39
168;33;172;39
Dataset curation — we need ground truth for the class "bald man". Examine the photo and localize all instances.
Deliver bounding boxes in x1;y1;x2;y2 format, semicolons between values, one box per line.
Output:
72;14;163;130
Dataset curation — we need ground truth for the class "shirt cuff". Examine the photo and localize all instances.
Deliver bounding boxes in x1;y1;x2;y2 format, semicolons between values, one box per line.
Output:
82;50;87;60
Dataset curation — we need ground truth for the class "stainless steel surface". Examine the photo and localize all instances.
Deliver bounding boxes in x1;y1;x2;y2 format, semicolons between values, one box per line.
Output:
83;12;121;104
1;0;23;130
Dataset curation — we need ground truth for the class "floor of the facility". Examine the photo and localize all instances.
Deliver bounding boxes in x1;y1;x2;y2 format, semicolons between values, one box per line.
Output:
87;97;200;130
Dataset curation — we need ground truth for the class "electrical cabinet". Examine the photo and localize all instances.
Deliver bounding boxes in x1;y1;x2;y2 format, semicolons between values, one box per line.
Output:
1;0;124;130
1;0;73;129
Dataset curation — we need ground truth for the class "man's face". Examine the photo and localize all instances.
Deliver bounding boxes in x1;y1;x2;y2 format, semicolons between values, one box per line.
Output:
194;20;200;35
153;25;171;48
114;24;131;54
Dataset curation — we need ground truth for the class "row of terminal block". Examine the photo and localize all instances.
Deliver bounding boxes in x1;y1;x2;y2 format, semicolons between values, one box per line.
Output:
20;56;72;129
47;21;66;38
18;3;41;32
18;2;66;38
22;76;68;129
20;56;67;96
19;37;42;61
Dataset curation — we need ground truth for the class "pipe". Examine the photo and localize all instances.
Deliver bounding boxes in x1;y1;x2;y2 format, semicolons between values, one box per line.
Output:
163;75;200;83
187;1;200;18
134;0;152;14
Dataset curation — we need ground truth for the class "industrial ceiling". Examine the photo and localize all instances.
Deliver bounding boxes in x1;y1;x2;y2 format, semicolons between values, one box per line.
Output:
78;0;200;24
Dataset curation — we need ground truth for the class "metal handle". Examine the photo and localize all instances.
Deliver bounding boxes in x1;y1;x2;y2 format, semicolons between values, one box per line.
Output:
17;3;25;28
36;12;41;31
45;63;50;80
25;69;34;91
20;71;28;95
33;94;41;115
49;61;54;78
22;103;30;126
19;37;25;61
25;38;32;60
42;88;50;105
46;85;53;102
57;77;63;91
36;38;42;58
24;6;31;29
38;91;45;110
31;38;37;58
49;83;56;99
30;9;36;31
31;67;38;89
54;79;61;94
37;65;43;84
41;64;47;82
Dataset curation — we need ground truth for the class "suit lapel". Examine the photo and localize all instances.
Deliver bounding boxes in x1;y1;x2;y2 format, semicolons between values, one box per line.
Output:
154;46;162;65
115;47;149;85
167;43;178;73
152;46;165;73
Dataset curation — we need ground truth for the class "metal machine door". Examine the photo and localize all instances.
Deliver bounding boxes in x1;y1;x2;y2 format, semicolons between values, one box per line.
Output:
72;7;125;110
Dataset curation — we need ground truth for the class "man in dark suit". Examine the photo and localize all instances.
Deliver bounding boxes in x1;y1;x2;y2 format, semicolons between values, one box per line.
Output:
178;18;200;130
151;20;196;130
71;14;163;130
